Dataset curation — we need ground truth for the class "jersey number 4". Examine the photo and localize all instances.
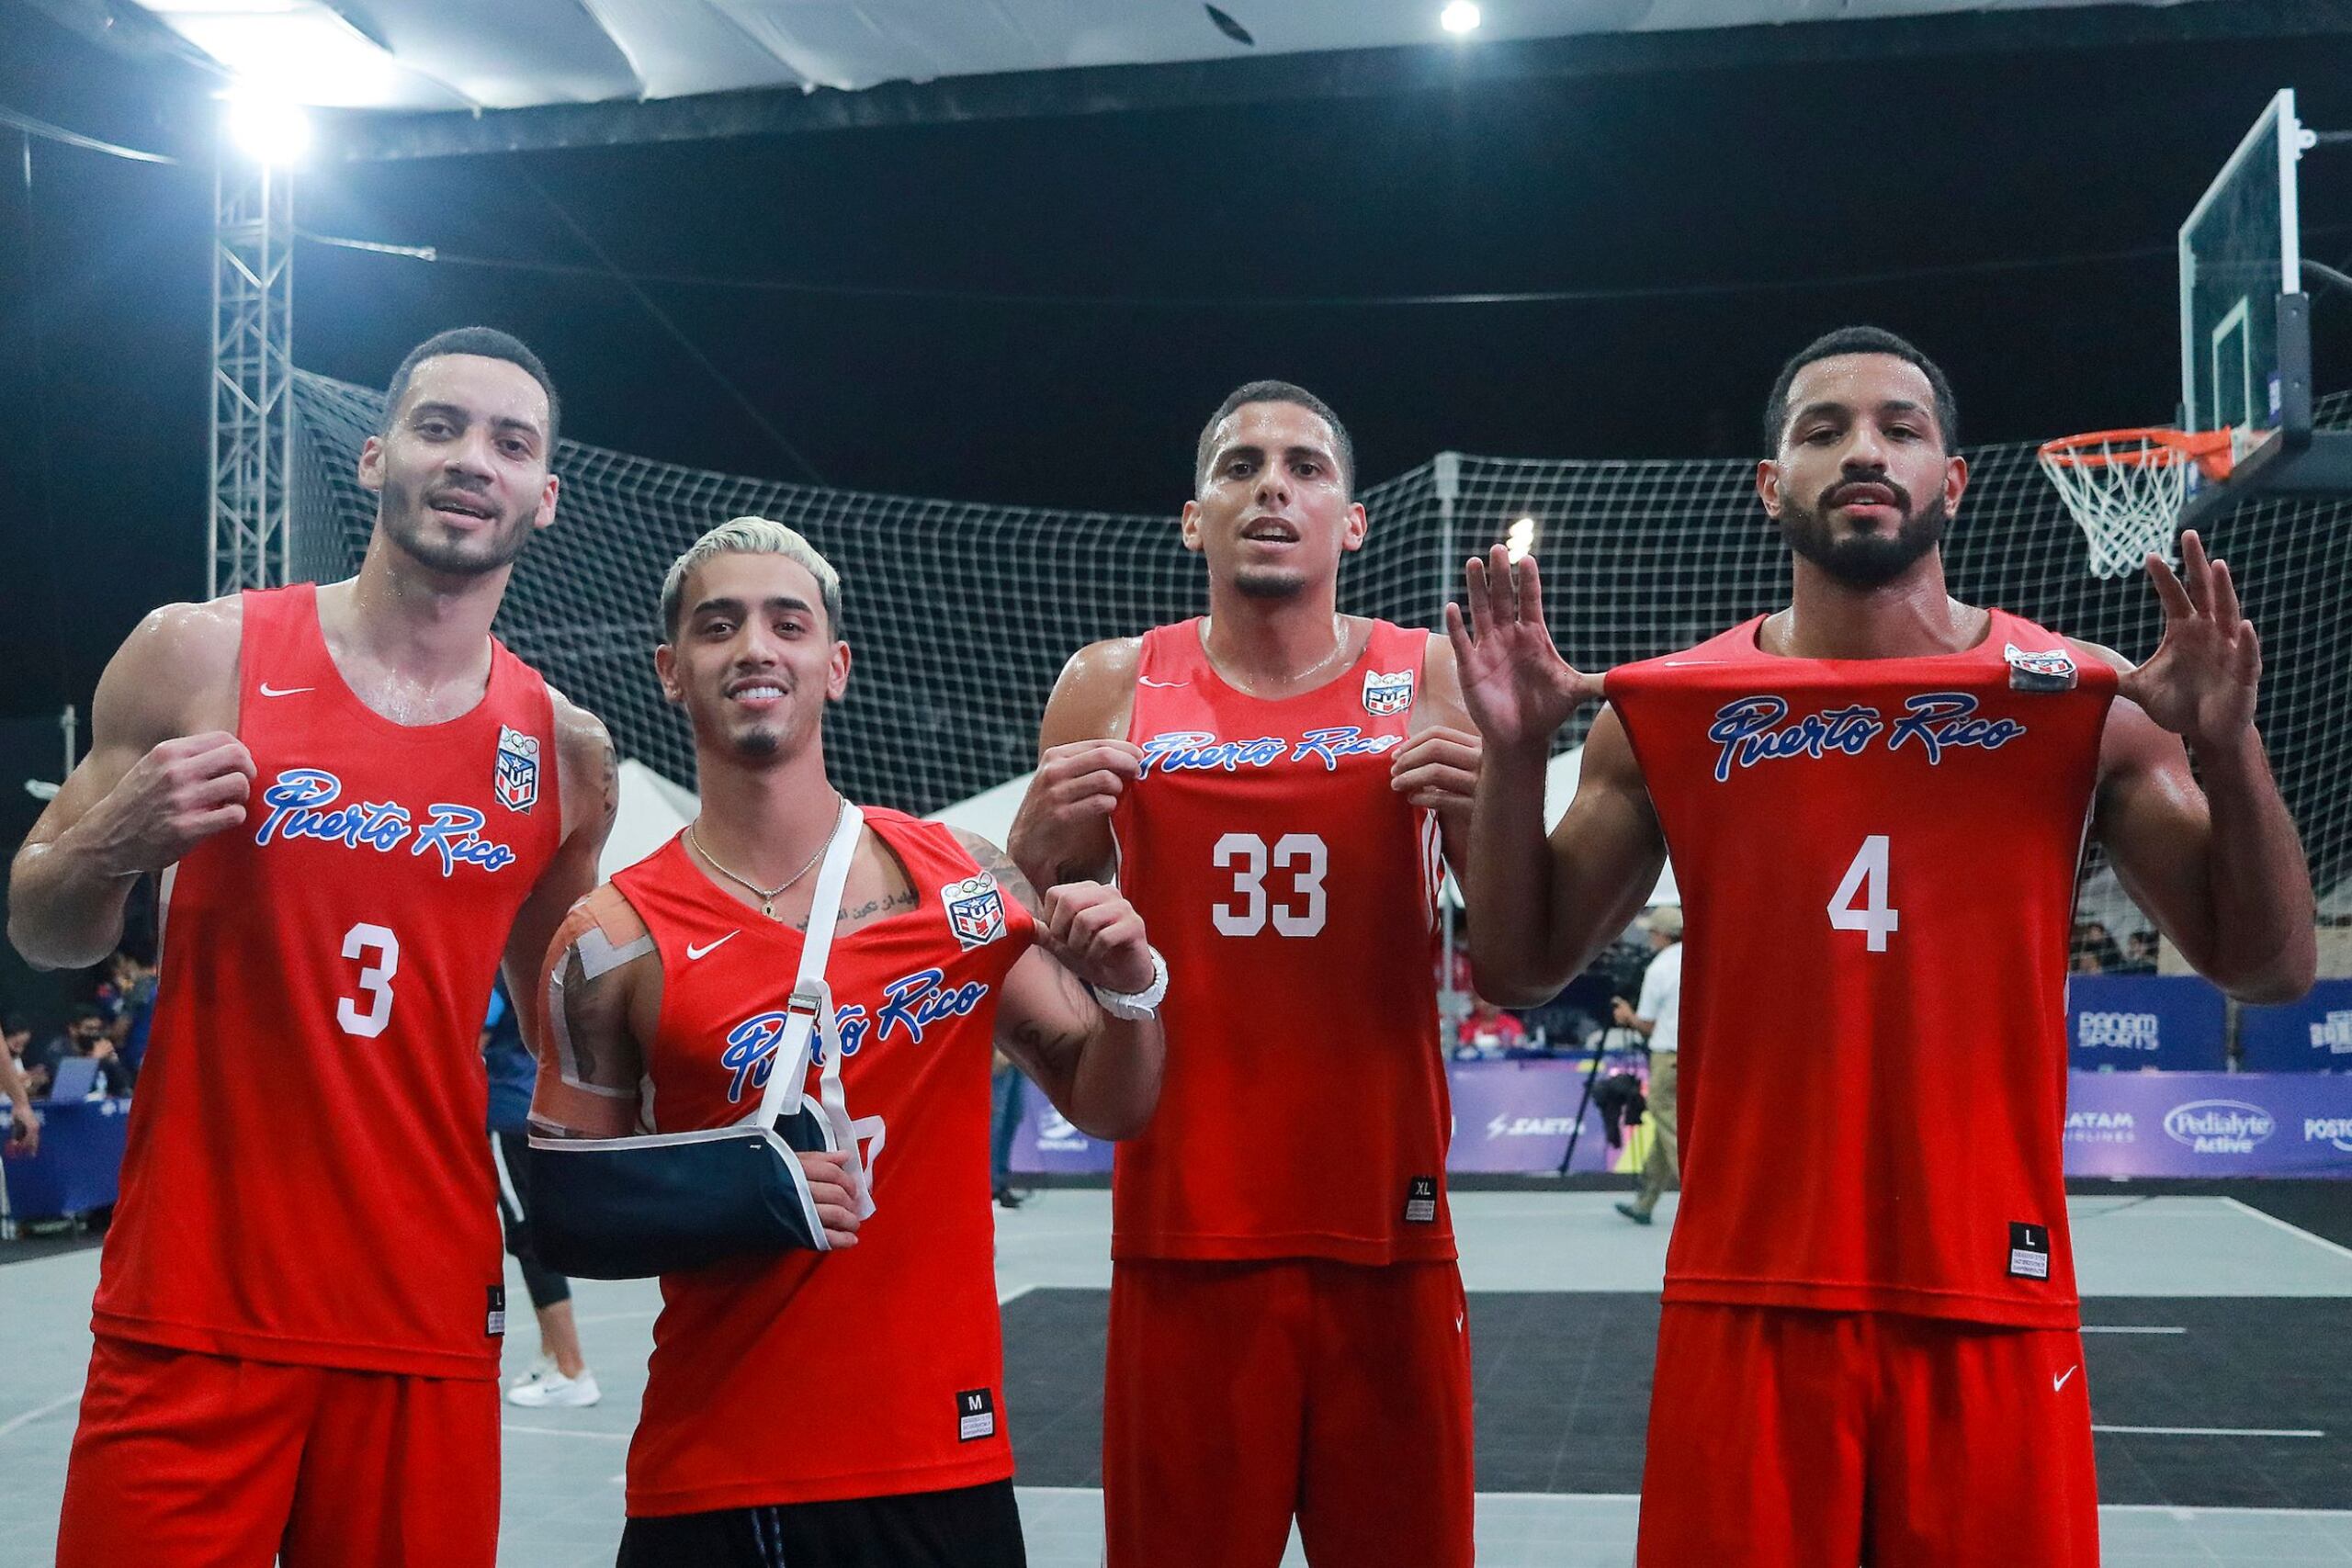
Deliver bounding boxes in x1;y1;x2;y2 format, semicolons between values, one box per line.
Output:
1826;834;1900;953
1212;832;1328;938
336;922;401;1038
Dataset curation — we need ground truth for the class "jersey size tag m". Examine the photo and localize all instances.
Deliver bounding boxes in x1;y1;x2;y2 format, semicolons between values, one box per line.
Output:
956;1387;997;1442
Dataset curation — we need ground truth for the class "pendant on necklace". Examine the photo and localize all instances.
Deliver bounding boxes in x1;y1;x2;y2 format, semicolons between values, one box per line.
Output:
762;899;776;919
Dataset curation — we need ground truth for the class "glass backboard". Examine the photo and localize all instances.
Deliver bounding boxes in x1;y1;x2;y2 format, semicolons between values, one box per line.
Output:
2180;89;2307;462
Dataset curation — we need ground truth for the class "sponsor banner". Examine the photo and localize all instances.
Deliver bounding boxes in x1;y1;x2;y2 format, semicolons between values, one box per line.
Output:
1009;1055;1645;1176
2239;980;2352;1074
2067;975;2226;1073
2064;1070;2352;1178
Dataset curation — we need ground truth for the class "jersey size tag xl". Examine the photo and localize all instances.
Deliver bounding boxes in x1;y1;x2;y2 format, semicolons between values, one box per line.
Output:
956;1387;998;1442
1403;1175;1439;1224
2007;1221;2052;1280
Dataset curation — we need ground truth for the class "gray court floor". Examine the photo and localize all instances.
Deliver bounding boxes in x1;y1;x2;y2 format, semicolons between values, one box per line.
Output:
4;1190;2351;1566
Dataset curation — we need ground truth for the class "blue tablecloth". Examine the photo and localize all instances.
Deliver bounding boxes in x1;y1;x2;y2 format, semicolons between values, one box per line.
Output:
4;1096;131;1220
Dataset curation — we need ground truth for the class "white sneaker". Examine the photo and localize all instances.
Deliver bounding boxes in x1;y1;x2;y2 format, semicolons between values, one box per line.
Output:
507;1354;555;1393
506;1369;601;1409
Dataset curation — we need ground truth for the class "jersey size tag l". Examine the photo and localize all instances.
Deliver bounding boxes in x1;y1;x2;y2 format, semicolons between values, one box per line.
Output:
1403;1175;1439;1224
956;1387;998;1442
486;1284;508;1337
2007;1221;2052;1280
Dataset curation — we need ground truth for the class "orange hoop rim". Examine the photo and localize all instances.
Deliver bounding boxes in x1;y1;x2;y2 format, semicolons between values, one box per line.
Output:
2036;425;2234;481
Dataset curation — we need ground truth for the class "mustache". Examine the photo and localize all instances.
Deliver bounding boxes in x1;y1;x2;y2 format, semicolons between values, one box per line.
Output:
1816;475;1913;513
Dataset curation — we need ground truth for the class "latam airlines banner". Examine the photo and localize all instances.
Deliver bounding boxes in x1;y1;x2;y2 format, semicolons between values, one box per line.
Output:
1012;1063;2352;1179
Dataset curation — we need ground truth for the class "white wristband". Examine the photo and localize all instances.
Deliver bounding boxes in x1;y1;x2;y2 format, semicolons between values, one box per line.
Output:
1089;946;1169;1021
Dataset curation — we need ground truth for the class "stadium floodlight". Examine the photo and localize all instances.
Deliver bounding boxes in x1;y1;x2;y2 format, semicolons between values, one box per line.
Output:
224;86;311;165
1441;2;1482;35
1505;515;1538;563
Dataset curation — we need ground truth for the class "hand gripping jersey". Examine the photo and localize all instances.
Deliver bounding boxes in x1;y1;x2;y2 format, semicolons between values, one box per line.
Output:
1110;618;1451;1264
1605;611;2116;1326
94;583;563;1377
613;811;1034;1515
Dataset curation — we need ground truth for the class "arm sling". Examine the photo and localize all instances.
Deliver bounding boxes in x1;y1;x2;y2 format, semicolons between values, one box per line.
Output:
526;806;877;1279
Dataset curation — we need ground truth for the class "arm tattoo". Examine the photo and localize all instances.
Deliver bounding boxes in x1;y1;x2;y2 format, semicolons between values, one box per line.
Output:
790;887;919;931
560;946;601;1084
596;732;618;829
984;843;1044;915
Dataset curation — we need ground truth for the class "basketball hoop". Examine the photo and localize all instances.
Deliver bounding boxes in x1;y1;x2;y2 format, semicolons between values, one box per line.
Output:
2036;426;2233;579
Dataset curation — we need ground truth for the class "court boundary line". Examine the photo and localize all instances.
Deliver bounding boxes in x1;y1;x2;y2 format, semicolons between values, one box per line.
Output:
0;1391;79;1439
2222;1196;2352;1263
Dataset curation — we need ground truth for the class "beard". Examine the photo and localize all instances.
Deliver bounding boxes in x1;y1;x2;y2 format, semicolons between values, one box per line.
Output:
379;485;537;578
1777;479;1950;589
1231;563;1308;600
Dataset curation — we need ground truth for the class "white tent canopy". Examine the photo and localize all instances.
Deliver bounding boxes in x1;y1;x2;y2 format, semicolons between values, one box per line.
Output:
131;0;2237;112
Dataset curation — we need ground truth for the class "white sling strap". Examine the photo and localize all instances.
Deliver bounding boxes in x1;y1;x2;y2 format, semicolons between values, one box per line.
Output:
748;802;876;1220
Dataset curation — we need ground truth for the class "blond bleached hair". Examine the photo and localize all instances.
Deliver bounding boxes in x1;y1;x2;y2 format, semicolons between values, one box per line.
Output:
659;515;842;641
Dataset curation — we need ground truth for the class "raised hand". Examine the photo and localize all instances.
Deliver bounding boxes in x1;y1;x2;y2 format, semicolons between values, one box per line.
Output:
79;733;255;875
1039;880;1155;997
1443;547;1604;754
2120;530;2261;752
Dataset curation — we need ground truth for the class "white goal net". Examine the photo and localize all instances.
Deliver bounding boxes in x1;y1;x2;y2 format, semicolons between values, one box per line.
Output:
289;372;2352;931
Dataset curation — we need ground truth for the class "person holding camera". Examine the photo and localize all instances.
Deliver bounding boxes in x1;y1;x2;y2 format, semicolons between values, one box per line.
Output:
1612;907;1682;1226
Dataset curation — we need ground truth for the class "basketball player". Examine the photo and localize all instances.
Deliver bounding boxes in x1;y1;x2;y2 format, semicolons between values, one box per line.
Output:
1010;382;1483;1566
531;517;1165;1568
10;327;616;1568
1451;326;2316;1564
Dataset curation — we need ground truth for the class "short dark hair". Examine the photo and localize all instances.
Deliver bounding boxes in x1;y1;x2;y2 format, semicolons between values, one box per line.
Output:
1195;379;1355;497
69;1004;105;1026
381;327;561;453
1763;326;1958;454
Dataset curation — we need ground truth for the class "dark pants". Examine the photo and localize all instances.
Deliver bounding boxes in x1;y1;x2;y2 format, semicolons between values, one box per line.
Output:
493;1129;571;1309
989;1066;1024;1190
617;1480;1026;1568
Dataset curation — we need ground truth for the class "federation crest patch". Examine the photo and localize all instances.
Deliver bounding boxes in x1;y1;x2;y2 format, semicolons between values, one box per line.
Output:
1363;669;1416;717
941;874;1008;951
2003;642;2079;693
492;725;540;813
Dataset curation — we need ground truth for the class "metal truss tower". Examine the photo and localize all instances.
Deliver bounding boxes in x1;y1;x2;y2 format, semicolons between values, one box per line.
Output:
208;149;293;594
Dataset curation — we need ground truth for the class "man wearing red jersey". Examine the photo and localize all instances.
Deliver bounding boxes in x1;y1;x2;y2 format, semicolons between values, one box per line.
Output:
11;327;616;1568
532;517;1165;1567
1453;325;2316;1565
1010;381;1484;1567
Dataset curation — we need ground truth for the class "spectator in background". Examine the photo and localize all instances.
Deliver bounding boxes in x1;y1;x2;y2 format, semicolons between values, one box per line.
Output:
31;1005;134;1098
2118;931;2161;976
1614;907;1684;1227
991;1049;1028;1210
481;980;599;1409
97;951;158;1071
2071;919;2125;976
3;1015;37;1154
1456;997;1528;1059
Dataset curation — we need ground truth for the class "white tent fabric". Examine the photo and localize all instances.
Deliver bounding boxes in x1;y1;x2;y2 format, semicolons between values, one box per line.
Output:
604;757;697;878
134;0;2222;111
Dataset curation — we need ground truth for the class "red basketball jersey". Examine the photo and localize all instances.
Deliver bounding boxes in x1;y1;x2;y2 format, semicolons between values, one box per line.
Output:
94;583;564;1377
1605;611;2115;1326
1109;618;1451;1265
615;812;1033;1516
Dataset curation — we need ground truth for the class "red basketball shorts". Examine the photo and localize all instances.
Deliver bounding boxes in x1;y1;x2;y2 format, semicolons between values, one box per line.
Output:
1102;1257;1475;1568
56;1335;500;1568
1639;1302;2099;1568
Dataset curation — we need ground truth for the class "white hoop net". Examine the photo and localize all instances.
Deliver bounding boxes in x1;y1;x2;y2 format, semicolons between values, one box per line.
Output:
2036;434;2196;580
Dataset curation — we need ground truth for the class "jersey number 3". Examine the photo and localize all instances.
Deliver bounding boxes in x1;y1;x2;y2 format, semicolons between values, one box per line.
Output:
1826;835;1900;953
337;922;401;1038
1212;832;1328;938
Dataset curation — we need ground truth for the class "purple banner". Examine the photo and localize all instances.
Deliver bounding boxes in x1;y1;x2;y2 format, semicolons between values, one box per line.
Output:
1010;1092;1114;1176
2239;981;2352;1073
1444;1057;1643;1174
2064;1071;2352;1178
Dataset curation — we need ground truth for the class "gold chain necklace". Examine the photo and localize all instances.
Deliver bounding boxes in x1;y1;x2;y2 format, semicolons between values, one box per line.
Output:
686;795;845;920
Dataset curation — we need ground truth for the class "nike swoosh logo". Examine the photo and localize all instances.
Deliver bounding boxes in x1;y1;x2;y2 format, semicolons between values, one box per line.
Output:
685;931;741;961
257;683;313;697
1137;677;1189;688
2053;1365;2078;1393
